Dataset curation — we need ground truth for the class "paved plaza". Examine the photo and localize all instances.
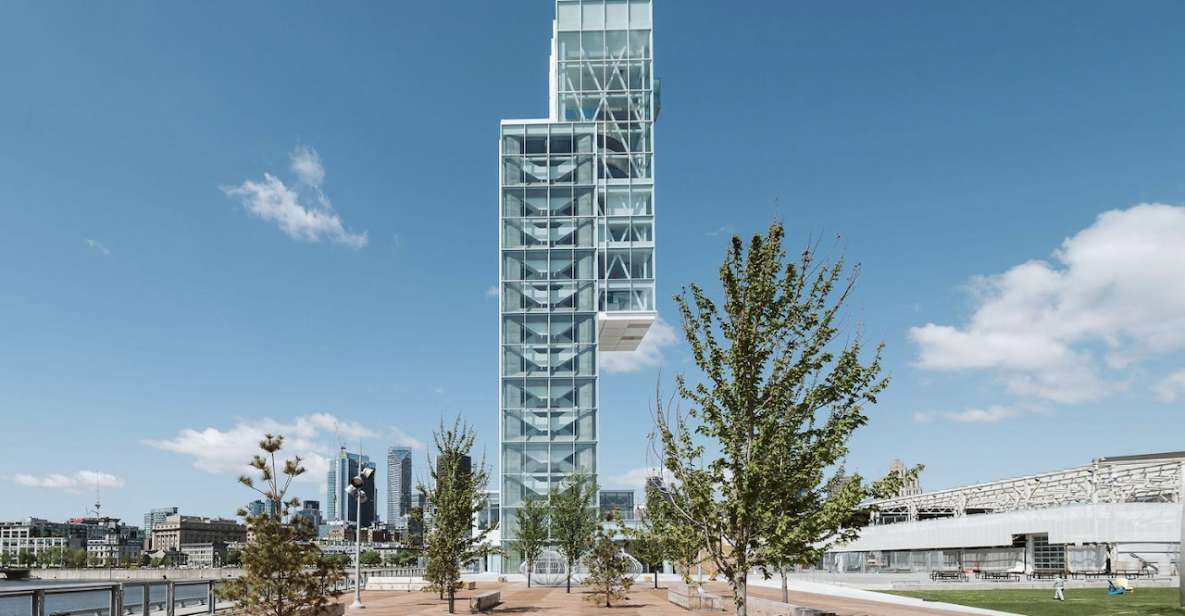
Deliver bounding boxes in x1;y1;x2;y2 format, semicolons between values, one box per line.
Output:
334;581;995;616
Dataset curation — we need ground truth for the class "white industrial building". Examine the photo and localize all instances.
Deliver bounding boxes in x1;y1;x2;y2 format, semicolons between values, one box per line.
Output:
826;452;1184;576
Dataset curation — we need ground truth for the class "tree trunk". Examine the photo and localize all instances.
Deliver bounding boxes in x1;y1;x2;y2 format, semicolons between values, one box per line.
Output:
735;575;748;616
448;584;455;614
780;568;789;604
527;564;532;588
654;565;659;589
566;562;572;593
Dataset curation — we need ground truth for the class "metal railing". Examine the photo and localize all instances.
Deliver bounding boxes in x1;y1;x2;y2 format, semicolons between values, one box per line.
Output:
0;580;231;616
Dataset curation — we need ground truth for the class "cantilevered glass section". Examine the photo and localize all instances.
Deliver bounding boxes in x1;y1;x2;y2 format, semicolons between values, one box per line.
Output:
500;0;657;570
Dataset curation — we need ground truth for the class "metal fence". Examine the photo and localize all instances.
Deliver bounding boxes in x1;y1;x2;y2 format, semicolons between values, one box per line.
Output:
0;580;228;616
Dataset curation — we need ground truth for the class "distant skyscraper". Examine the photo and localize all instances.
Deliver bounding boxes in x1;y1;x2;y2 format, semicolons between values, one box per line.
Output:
143;507;177;551
387;447;413;527
499;0;659;567
326;448;377;527
293;500;323;527
246;500;277;518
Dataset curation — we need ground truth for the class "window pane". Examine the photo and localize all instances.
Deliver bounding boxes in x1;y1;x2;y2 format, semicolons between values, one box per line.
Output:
629;0;651;29
558;2;581;29
559;32;581;59
582;2;604;29
606;30;628;59
606;0;628;28
582;31;605;60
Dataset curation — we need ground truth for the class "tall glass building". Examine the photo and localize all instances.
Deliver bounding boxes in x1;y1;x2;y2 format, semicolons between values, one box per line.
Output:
325;448;377;527
499;0;657;568
387;447;413;528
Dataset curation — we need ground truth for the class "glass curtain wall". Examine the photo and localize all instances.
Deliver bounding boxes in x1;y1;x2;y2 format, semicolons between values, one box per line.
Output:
500;0;656;571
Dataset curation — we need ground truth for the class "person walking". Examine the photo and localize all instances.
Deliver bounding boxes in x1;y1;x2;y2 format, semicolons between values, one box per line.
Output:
1054;574;1066;601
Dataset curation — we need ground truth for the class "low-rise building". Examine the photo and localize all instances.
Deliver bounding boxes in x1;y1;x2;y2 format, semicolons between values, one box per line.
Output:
178;541;228;568
150;515;245;552
827;451;1185;575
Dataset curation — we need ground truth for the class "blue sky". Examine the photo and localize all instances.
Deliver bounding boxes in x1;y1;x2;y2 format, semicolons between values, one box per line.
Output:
2;0;1184;524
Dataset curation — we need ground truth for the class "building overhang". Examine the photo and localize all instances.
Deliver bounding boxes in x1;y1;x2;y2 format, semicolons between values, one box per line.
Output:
597;312;656;352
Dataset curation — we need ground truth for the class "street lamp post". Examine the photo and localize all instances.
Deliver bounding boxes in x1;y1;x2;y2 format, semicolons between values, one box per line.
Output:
348;465;375;610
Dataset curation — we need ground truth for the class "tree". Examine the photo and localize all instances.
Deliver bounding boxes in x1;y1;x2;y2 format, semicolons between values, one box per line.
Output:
38;547;64;568
626;510;666;590
419;417;497;614
512;497;550;588
655;223;911;616
224;548;242;567
550;472;598;593
18;549;34;567
218;434;345;616
359;550;382;567
583;510;634;607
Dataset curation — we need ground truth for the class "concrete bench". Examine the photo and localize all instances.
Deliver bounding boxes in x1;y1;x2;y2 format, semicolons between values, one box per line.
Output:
364;576;429;592
748;596;837;616
667;582;725;611
469;591;501;612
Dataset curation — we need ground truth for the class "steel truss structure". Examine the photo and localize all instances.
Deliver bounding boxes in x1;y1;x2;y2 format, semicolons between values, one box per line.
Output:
870;452;1185;524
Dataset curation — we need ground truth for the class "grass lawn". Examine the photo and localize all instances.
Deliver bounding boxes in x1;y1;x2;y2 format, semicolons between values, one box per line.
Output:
889;587;1185;616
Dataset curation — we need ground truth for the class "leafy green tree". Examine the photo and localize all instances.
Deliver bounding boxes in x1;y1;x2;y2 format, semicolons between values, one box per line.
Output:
582;510;634;607
218;434;345;616
223;548;241;566
512;497;550;588
626;507;667;590
419;417;497;614
550;472;598;593
655;223;909;616
18;549;35;567
359;549;382;567
38;547;64;568
65;548;89;568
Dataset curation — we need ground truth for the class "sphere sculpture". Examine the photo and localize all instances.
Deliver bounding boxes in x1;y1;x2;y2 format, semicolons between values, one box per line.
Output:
519;547;646;586
520;549;570;586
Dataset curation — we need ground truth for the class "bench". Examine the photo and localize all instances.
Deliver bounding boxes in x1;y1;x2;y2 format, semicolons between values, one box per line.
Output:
470;591;501;613
976;571;1021;582
667;582;726;611
748;596;838;616
1027;570;1067;581
930;570;967;582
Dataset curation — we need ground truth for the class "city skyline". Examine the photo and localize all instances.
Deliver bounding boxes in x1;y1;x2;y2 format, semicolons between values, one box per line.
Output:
3;0;1185;524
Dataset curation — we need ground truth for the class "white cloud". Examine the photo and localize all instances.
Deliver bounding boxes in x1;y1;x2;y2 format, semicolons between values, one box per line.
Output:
603;466;674;491
911;204;1185;404
601;316;679;374
485;286;500;299
222;146;367;248
1155;370;1185;403
706;224;736;237
290;145;325;187
84;238;111;256
144;413;376;486
10;470;124;492
913;406;1020;424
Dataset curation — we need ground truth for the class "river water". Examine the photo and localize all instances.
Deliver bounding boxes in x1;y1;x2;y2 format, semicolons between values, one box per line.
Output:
0;580;214;616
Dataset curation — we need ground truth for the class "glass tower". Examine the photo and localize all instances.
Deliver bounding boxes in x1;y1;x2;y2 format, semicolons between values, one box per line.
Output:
499;0;657;568
387;447;413;528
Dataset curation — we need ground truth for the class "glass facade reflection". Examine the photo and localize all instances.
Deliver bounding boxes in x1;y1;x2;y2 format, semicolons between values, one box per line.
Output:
499;0;658;569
